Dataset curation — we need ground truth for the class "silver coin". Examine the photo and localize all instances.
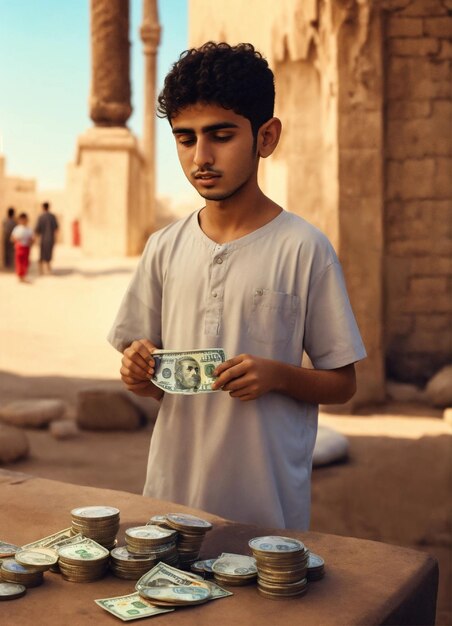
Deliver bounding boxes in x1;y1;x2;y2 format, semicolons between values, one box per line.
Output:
126;526;175;540
166;513;212;529
192;558;217;573
249;536;305;553
308;553;325;568
71;506;119;519
0;582;26;600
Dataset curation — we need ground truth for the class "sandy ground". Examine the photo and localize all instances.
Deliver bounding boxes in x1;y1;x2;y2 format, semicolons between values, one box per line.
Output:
1;245;451;624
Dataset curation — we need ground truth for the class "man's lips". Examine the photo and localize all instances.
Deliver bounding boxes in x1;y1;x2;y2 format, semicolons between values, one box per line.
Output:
194;172;221;180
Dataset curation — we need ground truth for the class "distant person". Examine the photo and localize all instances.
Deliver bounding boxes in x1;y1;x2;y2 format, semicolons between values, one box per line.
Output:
2;207;16;269
35;201;58;274
10;213;34;283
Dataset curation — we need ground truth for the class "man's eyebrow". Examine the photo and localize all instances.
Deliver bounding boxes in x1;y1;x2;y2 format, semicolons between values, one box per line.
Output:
172;122;239;135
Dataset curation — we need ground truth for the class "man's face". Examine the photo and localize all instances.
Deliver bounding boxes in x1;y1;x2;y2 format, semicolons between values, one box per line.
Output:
171;103;258;202
178;359;201;389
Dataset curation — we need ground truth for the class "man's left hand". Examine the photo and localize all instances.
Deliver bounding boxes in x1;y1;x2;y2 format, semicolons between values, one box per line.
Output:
212;354;276;401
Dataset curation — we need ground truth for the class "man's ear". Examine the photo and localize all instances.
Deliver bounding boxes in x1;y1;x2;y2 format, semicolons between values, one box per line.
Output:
257;117;282;158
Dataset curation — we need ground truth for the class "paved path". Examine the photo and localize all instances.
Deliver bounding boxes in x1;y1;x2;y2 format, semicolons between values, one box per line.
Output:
0;245;137;379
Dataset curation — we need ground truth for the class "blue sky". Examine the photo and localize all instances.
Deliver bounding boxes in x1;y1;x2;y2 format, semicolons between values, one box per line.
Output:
0;0;189;196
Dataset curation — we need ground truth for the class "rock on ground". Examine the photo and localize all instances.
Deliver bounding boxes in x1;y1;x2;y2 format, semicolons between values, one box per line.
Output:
49;420;80;440
313;424;349;467
0;424;29;462
76;389;145;431
386;381;427;404
425;365;452;408
0;399;67;428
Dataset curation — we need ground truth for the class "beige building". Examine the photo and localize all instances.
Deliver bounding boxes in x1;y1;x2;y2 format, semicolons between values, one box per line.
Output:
0;155;37;223
189;0;452;405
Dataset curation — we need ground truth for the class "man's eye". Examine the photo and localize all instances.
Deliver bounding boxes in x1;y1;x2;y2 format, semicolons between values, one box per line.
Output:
213;134;232;142
177;136;195;146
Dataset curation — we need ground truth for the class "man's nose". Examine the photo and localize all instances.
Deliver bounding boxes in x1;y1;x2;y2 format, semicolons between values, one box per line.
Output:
193;138;214;167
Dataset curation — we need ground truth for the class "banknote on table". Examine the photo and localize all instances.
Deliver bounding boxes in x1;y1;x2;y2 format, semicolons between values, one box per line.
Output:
21;528;74;550
95;592;174;621
151;349;226;394
135;562;232;601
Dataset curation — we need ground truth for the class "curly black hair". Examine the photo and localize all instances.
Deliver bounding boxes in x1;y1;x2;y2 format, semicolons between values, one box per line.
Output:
157;42;275;137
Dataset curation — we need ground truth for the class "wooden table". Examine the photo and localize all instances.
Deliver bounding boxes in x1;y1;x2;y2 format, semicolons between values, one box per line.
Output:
0;471;438;625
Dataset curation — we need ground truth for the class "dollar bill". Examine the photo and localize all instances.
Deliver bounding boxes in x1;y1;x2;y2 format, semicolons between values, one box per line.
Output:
151;349;226;394
95;592;173;621
21;528;74;550
47;533;84;550
135;562;232;600
58;537;109;560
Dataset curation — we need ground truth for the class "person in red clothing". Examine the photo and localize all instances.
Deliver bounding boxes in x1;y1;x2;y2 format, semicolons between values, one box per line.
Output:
10;213;35;283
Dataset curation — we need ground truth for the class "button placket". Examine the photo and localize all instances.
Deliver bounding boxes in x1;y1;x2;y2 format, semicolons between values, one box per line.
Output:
205;247;228;335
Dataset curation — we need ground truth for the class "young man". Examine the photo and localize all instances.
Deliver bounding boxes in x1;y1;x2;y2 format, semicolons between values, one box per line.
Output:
35;201;58;274
108;42;366;530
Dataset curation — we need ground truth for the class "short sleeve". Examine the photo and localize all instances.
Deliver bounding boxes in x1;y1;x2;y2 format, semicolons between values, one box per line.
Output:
107;235;163;353
303;261;367;369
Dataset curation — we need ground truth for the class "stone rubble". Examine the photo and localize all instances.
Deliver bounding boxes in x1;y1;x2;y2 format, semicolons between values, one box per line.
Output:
0;399;67;428
0;424;29;463
76;389;145;431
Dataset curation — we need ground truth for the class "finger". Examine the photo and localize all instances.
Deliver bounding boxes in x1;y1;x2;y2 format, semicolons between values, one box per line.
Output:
123;349;154;376
120;372;149;385
213;362;248;389
121;357;152;380
128;340;156;366
214;355;243;377
230;390;255;401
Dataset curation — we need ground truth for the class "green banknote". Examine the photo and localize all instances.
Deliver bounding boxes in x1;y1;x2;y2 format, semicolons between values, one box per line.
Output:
151;349;226;394
95;592;173;621
136;562;232;600
21;528;74;550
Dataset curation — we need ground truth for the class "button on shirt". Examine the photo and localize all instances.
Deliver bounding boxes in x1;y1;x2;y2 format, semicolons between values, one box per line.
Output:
108;210;366;530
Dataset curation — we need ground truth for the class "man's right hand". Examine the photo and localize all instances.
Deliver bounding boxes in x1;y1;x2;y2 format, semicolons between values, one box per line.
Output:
120;339;164;399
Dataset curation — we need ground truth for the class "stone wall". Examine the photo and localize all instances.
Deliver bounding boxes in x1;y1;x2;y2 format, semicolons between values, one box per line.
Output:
189;0;386;405
384;0;452;384
189;0;452;398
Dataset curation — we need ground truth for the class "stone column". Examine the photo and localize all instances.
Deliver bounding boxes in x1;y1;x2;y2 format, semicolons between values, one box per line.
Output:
70;0;152;257
140;0;161;227
90;0;132;126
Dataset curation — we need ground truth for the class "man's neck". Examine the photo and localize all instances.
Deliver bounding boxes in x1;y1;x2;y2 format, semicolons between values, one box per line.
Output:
199;188;282;244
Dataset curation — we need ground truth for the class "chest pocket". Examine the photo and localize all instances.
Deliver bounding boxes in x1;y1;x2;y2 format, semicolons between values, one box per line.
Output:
248;289;300;345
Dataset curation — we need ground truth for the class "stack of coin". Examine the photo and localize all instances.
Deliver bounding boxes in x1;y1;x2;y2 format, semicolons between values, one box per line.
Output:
0;581;27;601
0;559;44;588
249;536;309;599
58;538;109;582
212;554;257;586
306;552;325;581
15;547;58;573
139;583;212;607
164;513;213;569
125;526;178;566
71;506;120;549
110;546;161;580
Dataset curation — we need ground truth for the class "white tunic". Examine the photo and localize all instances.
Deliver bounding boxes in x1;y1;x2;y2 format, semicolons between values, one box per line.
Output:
108;210;366;530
